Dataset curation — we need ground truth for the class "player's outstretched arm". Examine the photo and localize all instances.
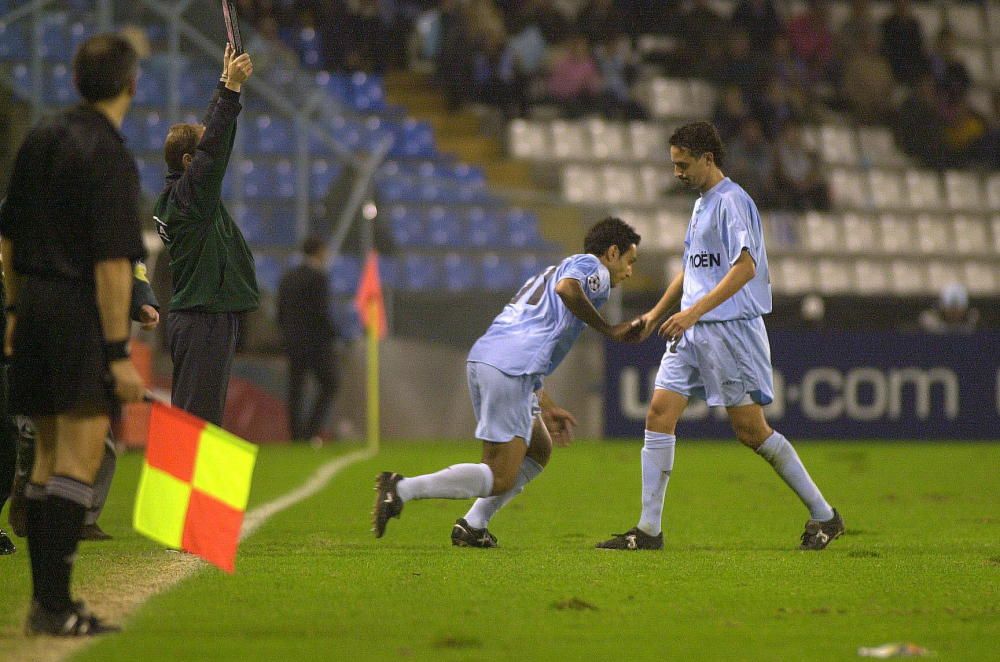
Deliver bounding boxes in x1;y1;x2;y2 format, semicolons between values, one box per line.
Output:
555;277;641;342
659;249;755;340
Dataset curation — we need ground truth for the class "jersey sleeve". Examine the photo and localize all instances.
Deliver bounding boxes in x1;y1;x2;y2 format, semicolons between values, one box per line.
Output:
560;254;609;302
718;195;759;266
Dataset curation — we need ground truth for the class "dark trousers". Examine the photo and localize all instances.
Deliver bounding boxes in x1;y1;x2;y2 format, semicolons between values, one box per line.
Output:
287;345;338;440
168;310;239;426
0;365;17;512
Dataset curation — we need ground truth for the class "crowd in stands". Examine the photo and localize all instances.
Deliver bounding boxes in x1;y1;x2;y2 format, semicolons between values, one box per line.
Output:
235;0;996;212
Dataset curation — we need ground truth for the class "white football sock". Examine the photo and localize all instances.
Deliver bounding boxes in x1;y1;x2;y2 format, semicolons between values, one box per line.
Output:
637;430;675;536
756;431;834;521
396;463;494;502
463;456;544;529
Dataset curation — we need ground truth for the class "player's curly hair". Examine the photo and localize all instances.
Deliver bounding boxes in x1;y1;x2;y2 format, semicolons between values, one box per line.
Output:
584;217;641;257
668;121;725;167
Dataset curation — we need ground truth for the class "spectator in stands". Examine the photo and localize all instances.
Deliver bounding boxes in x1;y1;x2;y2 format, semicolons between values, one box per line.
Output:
768;33;811;96
731;0;784;53
773;122;829;211
942;97;991;168
577;0;627;46
436;0;477;109
895;74;950;168
245;15;300;85
835;0;876;63
753;76;807;140
497;8;548;118
840;29;895;125
726;118;777;207
786;0;834;83
345;0;393;73
594;33;647;120
712;85;751;141
880;0;928;84
718;29;767;93
919;283;979;334
277;238;342;444
928;28;971;104
531;0;574;45
674;0;729;79
546;34;603;117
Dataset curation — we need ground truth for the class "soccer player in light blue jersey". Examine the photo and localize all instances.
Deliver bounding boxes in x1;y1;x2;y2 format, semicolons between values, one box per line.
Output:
597;122;844;551
373;218;643;546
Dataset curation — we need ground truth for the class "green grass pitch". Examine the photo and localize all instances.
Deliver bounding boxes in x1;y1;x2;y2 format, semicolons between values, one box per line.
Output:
1;440;997;661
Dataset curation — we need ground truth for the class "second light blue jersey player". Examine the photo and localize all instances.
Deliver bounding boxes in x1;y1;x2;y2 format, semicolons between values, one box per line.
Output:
681;177;771;321
468;253;611;379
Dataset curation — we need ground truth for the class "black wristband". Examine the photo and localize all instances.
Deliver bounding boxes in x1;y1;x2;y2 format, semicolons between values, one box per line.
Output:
3;304;14;314
104;339;131;361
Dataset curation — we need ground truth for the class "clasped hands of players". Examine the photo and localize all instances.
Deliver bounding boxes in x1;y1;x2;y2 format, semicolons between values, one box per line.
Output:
221;43;253;91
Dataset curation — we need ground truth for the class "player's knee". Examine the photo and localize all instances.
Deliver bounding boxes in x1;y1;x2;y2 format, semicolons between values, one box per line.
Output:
732;421;768;449
489;468;518;495
645;408;676;434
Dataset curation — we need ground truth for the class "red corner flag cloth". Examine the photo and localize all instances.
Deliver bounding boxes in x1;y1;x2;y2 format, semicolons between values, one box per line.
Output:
134;403;258;573
354;249;387;339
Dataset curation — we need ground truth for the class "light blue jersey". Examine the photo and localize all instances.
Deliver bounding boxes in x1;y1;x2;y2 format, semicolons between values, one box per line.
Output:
682;177;771;321
468;253;611;378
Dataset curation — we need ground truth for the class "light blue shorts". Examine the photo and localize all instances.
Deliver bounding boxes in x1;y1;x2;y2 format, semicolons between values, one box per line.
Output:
654;317;775;407
466;361;541;445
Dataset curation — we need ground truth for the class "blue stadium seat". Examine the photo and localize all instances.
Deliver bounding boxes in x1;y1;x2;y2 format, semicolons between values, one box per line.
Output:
45;64;76;105
239;159;277;199
134;67;166;106
310;159;341;199
517;254;549;285
68;21;94;53
142;112;168;152
506;208;541;248
467;207;503;248
388;205;425;246
425;206;464;247
40;13;69;61
254;254;286;294
0;23;27;61
10;64;33;98
329;256;362;295
394;120;436;158
347;72;386;111
402;254;441;291
120;117;144;148
273;159;297;199
253;114;294;154
481;253;520;292
314;71;348;104
443;253;479;291
231;203;267;238
134;158;164;196
180;66;220;106
295;27;322;69
378;256;399;289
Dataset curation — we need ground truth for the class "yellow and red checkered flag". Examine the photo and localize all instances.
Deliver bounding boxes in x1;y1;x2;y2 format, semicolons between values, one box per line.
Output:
133;403;258;573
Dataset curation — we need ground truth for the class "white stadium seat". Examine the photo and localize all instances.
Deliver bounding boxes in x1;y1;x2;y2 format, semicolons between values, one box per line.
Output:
854;259;892;294
879;213;912;254
819;125;859;166
915;214;952;255
992;215;1000;254
644;78;691;119
912;3;944;41
562;164;600;203
869;169;907;210
508;120;548;159
953;45;990;85
945;171;984;211
927;261;963;290
616;209;655;242
601;165;640;205
803;211;843;252
688;79;718;116
905;170;944;210
990;2;1000;41
986;173;1000;210
953;215;990;256
890;259;927;294
948;3;987;43
551;120;590;160
587;119;627;161
655;210;689;251
639;165;668;203
628;122;666;161
858;126;908;167
774;257;816;294
964;260;998;295
816;259;854;294
842;213;879;253
830;169;869;209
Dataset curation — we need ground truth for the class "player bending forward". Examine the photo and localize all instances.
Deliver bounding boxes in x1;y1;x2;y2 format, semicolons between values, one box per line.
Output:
373;218;642;546
597;122;844;552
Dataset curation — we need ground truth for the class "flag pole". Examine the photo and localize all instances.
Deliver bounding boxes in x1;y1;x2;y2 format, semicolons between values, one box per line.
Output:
366;299;380;453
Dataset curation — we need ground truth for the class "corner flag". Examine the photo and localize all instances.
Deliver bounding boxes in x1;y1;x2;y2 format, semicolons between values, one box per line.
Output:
134;403;258;573
354;250;387;339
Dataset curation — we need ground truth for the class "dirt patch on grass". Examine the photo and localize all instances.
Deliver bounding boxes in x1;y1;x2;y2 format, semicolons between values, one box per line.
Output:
552;597;598;611
433;635;482;649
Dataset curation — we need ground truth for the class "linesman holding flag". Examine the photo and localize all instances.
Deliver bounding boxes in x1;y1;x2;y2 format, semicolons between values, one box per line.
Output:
155;44;259;426
0;34;146;636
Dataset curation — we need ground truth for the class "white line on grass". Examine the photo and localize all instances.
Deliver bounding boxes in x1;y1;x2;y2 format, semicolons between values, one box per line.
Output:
13;446;376;662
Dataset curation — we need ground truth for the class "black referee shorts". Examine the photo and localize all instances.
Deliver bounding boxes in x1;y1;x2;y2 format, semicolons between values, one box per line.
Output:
9;278;117;418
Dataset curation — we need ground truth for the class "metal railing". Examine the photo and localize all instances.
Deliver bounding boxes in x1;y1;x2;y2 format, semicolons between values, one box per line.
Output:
0;0;392;251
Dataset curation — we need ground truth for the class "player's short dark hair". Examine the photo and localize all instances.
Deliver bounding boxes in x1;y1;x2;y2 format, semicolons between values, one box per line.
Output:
163;124;203;172
302;236;327;257
668;121;725;167
584;217;641;257
73;34;138;103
